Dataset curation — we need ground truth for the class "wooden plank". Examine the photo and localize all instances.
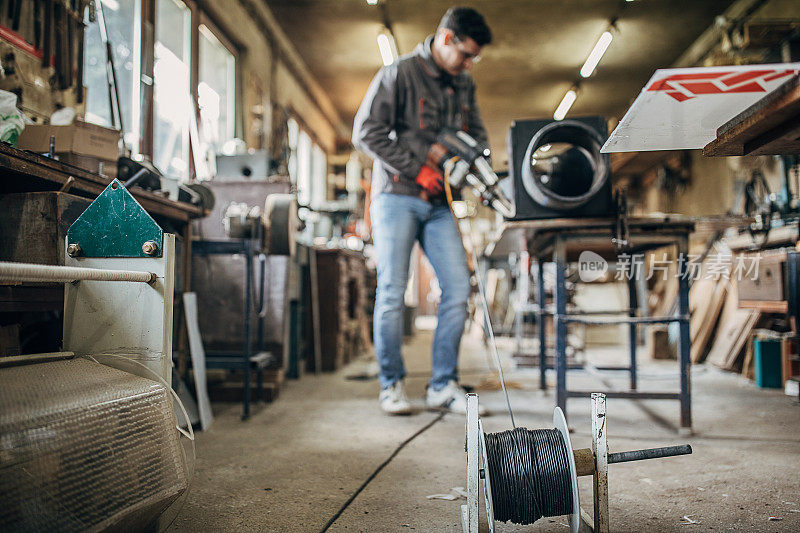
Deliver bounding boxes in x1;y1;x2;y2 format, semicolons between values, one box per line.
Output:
703;75;800;156
738;300;788;313
691;279;728;363
706;285;760;370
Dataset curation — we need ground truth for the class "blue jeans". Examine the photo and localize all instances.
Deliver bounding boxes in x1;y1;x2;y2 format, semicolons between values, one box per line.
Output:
370;193;471;391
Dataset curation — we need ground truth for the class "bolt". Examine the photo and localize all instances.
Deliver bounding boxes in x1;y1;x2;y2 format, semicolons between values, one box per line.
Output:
67;243;81;257
142;240;159;255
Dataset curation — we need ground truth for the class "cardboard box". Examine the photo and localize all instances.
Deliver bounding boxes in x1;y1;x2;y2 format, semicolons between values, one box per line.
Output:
18;120;120;161
737;253;784;302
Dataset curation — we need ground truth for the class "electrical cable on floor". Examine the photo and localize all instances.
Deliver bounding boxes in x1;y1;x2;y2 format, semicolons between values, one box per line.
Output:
484;428;573;524
442;172;517;428
319;412;445;533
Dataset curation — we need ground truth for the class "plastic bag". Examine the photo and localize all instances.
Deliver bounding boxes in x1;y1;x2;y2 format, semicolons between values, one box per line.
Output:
0;90;25;146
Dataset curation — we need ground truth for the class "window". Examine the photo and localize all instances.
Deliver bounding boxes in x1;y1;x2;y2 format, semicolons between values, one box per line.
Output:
198;24;236;154
153;0;191;178
287;117;299;185
290;118;327;208
83;0;141;149
297;129;311;206
311;144;327;208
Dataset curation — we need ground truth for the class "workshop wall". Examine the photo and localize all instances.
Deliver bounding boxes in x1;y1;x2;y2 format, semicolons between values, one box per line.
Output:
199;0;341;155
662;153;787;217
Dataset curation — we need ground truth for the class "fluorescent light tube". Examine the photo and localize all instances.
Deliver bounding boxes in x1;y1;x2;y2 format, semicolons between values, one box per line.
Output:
580;31;613;78
366;0;378;4
377;33;396;66
554;89;577;121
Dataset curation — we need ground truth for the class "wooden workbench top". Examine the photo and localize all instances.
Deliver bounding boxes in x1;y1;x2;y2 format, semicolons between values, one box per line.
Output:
502;214;695;232
703;74;800;157
0;142;204;223
485;214;695;260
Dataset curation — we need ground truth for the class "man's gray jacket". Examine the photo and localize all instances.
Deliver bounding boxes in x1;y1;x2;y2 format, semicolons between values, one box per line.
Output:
353;36;489;200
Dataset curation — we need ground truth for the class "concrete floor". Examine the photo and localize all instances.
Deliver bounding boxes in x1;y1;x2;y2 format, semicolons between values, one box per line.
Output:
167;323;800;532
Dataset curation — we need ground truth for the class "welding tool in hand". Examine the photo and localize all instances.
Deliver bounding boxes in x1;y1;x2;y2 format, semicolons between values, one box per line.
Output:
430;128;515;218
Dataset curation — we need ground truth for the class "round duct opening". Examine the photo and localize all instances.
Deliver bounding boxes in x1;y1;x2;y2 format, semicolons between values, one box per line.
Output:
521;120;608;211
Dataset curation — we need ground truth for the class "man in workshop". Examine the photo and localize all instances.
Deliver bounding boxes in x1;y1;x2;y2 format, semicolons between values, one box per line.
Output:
353;6;492;415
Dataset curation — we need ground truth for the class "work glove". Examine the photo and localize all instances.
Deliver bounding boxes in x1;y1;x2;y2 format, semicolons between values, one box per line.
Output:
415;165;444;195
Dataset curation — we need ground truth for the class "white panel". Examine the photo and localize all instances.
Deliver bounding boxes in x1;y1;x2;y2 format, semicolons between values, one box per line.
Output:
602;63;800;153
183;292;213;431
63;234;175;385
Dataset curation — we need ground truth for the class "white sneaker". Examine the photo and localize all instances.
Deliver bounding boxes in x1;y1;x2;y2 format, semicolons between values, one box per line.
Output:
426;380;487;415
379;380;412;415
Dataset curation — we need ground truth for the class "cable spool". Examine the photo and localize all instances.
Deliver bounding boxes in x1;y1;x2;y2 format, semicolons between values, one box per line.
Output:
469;405;581;533
484;428;573;524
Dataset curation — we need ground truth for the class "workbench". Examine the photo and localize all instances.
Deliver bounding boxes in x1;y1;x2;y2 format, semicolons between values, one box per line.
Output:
488;215;695;433
0;142;203;222
0;142;204;362
191;239;271;420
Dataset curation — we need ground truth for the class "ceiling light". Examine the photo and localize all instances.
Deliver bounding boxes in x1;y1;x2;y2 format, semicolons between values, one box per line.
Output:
580;31;613;78
377;33;397;66
553;88;577;121
366;0;378;4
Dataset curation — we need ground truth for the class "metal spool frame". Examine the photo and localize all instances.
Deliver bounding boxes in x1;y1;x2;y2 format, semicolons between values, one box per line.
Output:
462;392;690;533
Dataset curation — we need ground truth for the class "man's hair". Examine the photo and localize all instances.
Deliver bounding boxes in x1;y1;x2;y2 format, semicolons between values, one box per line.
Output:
439;7;492;46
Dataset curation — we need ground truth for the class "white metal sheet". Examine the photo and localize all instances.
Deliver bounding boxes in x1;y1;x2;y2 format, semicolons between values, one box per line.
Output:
63;234;175;385
183;292;214;431
602;63;800;153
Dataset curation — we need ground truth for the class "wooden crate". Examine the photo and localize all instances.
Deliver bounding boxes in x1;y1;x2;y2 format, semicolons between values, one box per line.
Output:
0;192;89;265
307;249;369;372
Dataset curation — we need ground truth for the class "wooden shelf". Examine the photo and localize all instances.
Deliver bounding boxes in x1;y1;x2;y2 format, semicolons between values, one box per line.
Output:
738;299;788;314
703;74;800;157
0;142;204;223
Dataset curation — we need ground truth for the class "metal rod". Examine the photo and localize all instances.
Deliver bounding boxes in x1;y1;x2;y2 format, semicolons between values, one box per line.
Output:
0;261;156;284
608;444;692;464
628;268;638;390
554;238;568;417
558;315;689;325
537;258;547;391
566;390;681;400
677;234;693;433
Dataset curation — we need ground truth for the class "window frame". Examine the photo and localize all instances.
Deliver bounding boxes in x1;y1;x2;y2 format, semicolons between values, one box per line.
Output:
100;0;242;179
196;16;240;154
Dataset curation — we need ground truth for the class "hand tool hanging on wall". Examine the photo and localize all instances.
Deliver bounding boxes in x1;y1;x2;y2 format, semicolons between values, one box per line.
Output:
41;0;52;69
9;0;22;31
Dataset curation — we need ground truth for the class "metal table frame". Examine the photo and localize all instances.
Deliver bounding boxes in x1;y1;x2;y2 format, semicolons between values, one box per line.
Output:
506;217;694;433
192;239;269;420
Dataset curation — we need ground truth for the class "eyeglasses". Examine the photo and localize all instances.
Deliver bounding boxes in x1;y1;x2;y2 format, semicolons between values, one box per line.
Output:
452;36;482;64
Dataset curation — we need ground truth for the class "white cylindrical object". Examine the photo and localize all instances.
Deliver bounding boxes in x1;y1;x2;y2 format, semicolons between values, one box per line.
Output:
0;261;155;284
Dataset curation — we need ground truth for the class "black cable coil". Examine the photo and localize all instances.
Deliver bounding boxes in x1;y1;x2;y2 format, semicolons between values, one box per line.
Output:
484;428;574;524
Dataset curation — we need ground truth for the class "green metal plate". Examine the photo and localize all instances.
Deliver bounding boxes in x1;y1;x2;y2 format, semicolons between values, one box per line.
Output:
67;179;163;258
